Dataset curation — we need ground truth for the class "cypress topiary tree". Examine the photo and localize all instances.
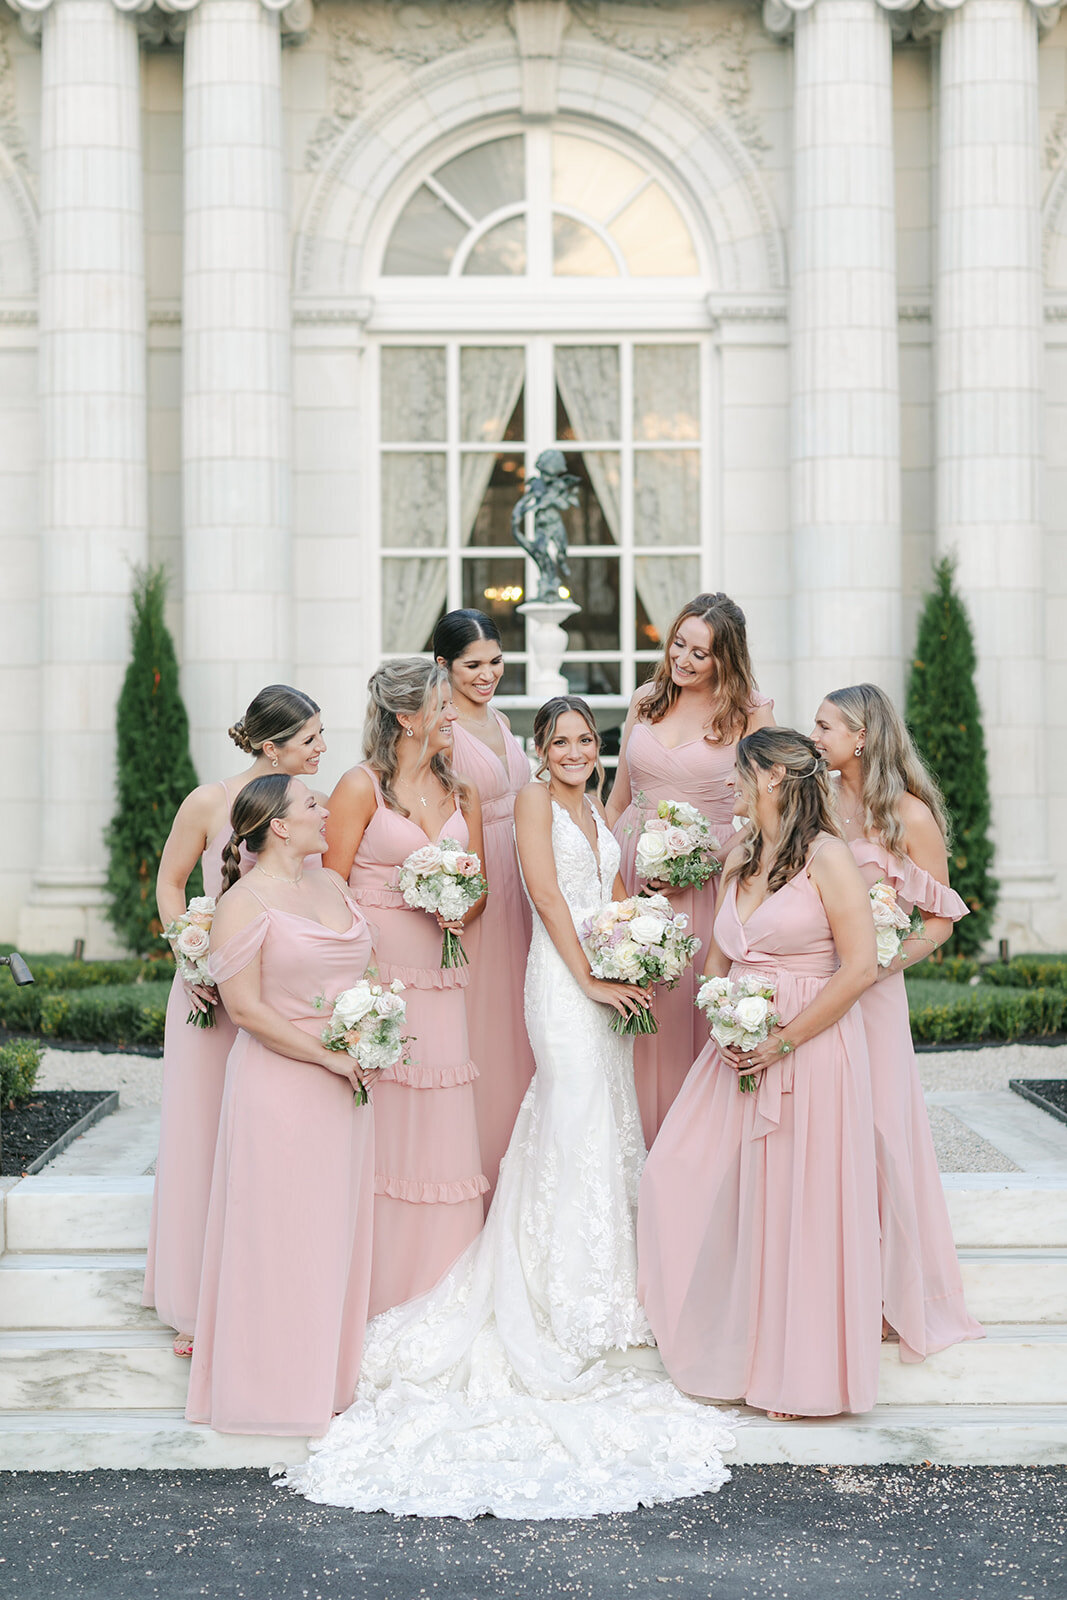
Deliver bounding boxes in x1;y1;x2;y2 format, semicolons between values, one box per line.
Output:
103;567;200;956
905;556;998;957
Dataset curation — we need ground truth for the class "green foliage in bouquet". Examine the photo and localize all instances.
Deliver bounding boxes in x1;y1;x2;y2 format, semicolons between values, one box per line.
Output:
905;557;997;958
103;567;200;956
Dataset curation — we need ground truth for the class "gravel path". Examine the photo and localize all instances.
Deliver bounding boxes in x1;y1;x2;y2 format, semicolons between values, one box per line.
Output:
36;1047;162;1108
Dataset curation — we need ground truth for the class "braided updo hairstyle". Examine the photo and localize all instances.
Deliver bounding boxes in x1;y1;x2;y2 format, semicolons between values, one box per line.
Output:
219;774;292;895
728;728;841;895
228;685;320;756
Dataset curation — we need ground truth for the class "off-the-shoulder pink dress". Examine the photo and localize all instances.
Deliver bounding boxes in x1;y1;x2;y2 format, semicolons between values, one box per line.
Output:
614;703;770;1146
637;846;883;1417
850;839;984;1362
450;714;534;1198
348;767;487;1316
185;879;375;1436
143;785;245;1336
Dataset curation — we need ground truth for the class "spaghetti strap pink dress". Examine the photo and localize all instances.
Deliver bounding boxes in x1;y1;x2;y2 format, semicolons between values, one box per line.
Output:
850;839;984;1362
143;786;244;1336
614;697;771;1147
185;880;375;1436
637;850;883;1417
349;767;487;1317
450;714;534;1198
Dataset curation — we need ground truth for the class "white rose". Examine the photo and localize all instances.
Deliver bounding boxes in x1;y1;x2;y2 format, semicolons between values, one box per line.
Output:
698;976;732;1003
674;802;704;828
636;830;670;872
405;844;445;876
733;995;770;1033
376;990;407;1019
176;924;210;960
711;1020;744;1049
876;927;901;967
187;896;215;915
333;983;377;1028
629;914;667;946
665;827;692;856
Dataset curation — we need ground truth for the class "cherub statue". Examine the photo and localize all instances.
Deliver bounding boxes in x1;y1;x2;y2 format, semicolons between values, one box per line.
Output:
510;449;581;603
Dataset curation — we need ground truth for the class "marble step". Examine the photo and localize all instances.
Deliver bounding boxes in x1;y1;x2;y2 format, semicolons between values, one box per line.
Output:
0;1253;157;1331
941;1174;1067;1247
958;1250;1067;1322
1;1325;1065;1416
3;1176;154;1253
1;1403;1065;1472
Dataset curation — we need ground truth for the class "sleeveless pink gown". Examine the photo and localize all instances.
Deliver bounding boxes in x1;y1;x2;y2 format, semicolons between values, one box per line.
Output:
142;791;243;1335
450;715;534;1199
638;852;883;1417
348;767;487;1316
185;880;375;1436
850;839;984;1362
614;703;770;1147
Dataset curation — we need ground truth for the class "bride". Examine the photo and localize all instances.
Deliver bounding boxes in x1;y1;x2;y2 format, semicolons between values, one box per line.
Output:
283;696;734;1519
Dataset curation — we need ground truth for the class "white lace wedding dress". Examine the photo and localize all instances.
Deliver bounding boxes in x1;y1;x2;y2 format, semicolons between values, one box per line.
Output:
282;801;734;1519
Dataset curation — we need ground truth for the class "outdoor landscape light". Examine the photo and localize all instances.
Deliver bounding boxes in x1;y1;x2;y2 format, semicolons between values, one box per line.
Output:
0;952;34;986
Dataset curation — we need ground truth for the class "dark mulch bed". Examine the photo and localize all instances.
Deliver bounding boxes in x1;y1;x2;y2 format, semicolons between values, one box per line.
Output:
1;1089;113;1174
1010;1077;1067;1127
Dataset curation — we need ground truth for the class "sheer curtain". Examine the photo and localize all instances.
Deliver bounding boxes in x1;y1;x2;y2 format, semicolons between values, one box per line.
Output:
554;345;698;637
380;346;524;652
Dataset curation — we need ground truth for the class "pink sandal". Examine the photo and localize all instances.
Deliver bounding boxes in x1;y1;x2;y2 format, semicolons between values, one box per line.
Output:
172;1334;194;1359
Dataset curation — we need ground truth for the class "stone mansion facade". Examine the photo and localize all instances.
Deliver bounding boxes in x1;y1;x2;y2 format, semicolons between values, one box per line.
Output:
0;0;1063;953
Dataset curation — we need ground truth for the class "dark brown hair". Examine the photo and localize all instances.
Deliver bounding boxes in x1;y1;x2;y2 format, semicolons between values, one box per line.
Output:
727;728;841;896
219;774;291;894
640;592;758;743
532;695;604;798
229;685;320;755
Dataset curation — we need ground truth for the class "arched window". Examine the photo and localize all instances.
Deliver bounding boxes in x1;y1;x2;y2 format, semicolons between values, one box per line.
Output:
373;124;709;702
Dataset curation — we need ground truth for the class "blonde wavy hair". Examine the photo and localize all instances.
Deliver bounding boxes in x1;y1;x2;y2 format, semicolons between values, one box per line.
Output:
825;683;950;857
532;695;604;799
727;728;842;896
640;592;760;744
362;658;469;818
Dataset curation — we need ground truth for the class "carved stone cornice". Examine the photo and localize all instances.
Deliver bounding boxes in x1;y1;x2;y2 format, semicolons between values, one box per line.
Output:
763;0;1060;40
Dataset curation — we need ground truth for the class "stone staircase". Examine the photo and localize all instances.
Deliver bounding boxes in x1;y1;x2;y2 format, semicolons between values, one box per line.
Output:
1;1172;1066;1469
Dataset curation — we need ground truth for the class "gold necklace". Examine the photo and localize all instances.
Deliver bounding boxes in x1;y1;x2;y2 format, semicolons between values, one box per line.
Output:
255;863;304;885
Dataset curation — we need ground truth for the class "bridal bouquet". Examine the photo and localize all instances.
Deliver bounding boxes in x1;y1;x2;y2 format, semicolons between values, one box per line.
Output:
696;974;780;1092
318;979;409;1106
163;896;217;1029
579;893;700;1035
870;879;924;968
397;838;487;968
635;797;722;892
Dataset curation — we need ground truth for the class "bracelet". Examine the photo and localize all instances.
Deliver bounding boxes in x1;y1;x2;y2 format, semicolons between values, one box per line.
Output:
776;1037;794;1056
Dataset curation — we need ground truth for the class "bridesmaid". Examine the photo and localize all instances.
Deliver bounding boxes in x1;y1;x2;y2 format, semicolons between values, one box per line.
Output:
324;659;489;1316
144;685;325;1357
433;609;534;1198
638;729;882;1420
812;684;984;1362
186;775;377;1435
606;593;774;1145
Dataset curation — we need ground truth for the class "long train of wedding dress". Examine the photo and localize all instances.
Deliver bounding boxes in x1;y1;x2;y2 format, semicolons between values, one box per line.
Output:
282;801;734;1519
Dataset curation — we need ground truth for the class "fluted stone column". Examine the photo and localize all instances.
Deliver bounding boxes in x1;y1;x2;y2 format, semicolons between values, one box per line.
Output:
769;0;902;723
14;0;148;956
935;0;1057;941
179;0;293;778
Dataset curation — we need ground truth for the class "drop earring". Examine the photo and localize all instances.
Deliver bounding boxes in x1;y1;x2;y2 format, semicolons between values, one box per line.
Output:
271;756;279;768
406;728;414;738
854;746;862;758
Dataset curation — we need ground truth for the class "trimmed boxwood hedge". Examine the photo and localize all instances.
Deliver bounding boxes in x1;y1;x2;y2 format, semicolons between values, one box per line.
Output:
906;977;1067;1045
0;1039;43;1103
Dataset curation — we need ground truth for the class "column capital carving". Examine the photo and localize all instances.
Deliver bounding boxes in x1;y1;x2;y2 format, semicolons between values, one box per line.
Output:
763;0;1060;41
5;0;314;44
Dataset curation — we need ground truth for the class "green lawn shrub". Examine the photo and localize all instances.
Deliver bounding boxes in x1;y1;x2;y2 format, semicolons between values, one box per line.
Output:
980;955;1067;992
0;1039;43;1104
907;979;1067;1044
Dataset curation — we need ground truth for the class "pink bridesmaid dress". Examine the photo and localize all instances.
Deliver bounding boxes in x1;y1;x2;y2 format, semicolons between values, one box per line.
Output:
614;701;770;1146
143;784;244;1335
637;845;883;1417
348;767;487;1317
185;879;375;1436
850;839;984;1362
450;714;534;1198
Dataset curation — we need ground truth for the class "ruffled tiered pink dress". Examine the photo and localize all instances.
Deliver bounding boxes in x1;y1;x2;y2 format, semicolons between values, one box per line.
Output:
450;714;534;1198
637;849;883;1417
348;767;487;1317
143;788;245;1336
850;840;984;1363
185;880;375;1436
614;701;770;1146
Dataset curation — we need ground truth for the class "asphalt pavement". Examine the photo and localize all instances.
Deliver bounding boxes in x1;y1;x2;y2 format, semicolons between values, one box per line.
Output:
0;1466;1062;1600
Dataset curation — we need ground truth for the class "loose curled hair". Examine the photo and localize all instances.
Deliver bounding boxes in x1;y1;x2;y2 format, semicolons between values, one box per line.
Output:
825;684;950;858
219;774;292;895
532;695;604;799
229;685;320;756
727;728;841;897
640;593;761;744
363;658;468;817
432;609;502;668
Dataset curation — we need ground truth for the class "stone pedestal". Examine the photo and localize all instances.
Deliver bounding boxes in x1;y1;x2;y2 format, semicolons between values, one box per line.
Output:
518;600;580;701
